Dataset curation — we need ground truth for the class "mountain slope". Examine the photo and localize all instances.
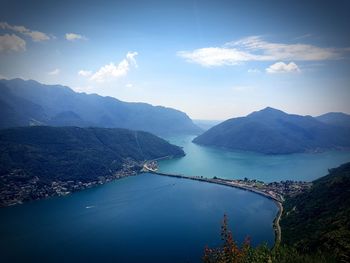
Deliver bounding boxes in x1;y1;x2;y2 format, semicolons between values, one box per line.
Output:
193;107;350;154
0;126;184;182
0;126;185;206
316;112;350;128
0;78;202;136
280;162;350;261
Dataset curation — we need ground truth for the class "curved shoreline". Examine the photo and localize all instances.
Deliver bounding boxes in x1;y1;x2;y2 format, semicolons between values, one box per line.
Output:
273;201;283;247
142;166;283;245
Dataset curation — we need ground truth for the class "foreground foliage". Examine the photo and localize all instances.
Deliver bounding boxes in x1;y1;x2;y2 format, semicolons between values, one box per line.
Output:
203;215;337;263
204;162;350;262
281;162;350;262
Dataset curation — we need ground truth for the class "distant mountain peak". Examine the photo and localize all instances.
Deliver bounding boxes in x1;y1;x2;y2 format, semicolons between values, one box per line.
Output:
193;108;350;154
248;107;287;118
316;111;350;128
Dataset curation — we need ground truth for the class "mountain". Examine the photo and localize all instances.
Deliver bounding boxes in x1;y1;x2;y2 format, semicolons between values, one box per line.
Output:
281;162;350;261
316;112;350;128
0;126;184;206
193;107;350;154
0;78;202;136
0;126;184;182
193;119;222;131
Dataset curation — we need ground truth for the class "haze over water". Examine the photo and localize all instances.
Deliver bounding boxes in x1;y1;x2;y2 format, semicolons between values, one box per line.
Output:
159;135;350;182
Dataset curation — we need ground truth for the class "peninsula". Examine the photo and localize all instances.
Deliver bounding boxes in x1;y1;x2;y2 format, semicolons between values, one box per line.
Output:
143;160;312;244
0;126;184;207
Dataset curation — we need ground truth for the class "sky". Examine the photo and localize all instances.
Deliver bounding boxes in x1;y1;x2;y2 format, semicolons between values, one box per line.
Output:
0;0;350;120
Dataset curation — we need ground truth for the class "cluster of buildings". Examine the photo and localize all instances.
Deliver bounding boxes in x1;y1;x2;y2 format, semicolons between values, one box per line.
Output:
0;159;143;207
0;157;313;208
223;178;312;202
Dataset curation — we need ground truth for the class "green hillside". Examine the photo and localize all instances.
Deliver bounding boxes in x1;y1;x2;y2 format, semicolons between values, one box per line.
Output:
0;126;184;206
281;162;350;261
0;126;184;182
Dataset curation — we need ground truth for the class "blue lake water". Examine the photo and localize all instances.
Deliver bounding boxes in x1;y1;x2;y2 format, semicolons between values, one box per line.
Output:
0;173;277;263
2;135;349;263
159;135;350;182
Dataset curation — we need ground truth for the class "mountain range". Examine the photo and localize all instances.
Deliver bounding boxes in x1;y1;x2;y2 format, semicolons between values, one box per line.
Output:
0;78;201;136
193;107;350;154
316;112;350;128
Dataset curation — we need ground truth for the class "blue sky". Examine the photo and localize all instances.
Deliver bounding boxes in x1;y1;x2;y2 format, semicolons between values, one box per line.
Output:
0;0;350;119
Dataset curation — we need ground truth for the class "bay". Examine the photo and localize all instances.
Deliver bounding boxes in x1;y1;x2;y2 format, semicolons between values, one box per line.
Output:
0;173;277;263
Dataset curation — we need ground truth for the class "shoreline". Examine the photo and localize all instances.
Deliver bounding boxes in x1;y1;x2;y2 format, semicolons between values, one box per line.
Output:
143;163;284;245
149;171;283;245
273;201;283;247
2;158;284;247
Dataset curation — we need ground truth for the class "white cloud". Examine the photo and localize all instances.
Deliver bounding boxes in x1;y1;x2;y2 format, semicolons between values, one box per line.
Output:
90;51;138;82
0;34;26;52
178;36;346;67
78;70;92;77
125;83;133;88
248;68;261;73
266;62;300;74
65;33;87;41
230;36;339;61
48;68;60;75
0;22;50;42
177;47;257;67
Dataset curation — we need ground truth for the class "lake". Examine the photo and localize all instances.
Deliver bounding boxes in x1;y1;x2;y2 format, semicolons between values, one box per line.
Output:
159;135;350;182
1;134;349;263
0;173;277;263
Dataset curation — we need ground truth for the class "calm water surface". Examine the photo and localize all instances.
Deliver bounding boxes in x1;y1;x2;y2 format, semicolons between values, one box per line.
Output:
3;134;344;263
0;174;277;263
159;135;350;182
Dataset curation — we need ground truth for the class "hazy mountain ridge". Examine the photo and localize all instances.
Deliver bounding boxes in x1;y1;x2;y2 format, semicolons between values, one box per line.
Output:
193;119;222;131
193;107;350;154
316;112;350;128
0;78;202;136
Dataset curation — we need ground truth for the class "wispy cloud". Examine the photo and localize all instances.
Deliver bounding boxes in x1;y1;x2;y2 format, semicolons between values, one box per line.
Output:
0;34;26;52
65;33;87;41
177;47;255;67
0;73;8;79
48;68;60;75
248;68;261;73
89;52;138;82
177;36;347;67
0;22;50;42
78;70;92;77
266;62;300;74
